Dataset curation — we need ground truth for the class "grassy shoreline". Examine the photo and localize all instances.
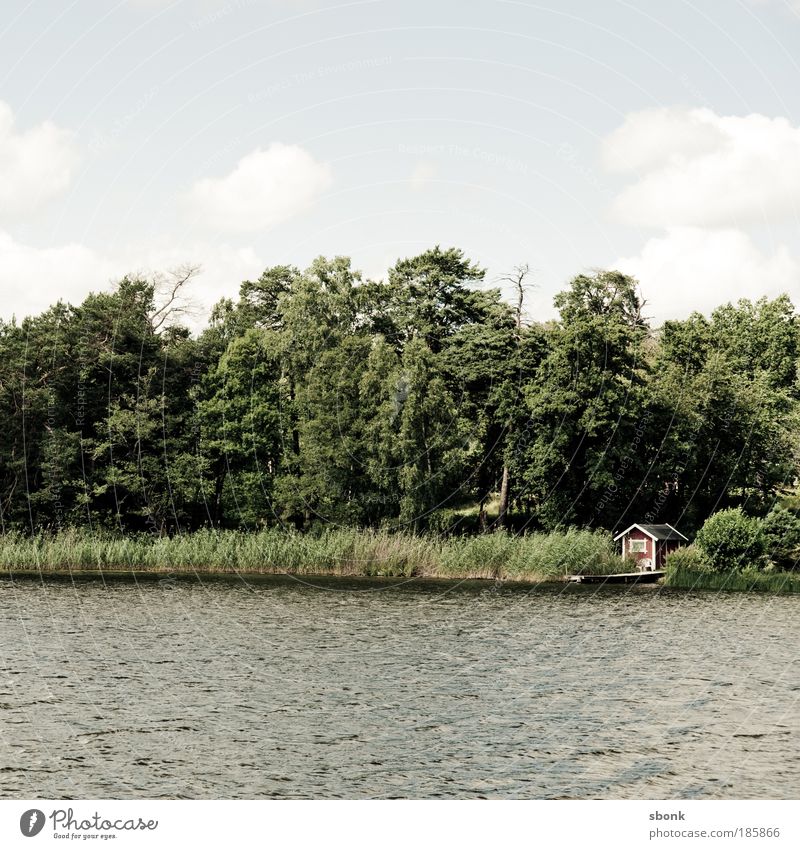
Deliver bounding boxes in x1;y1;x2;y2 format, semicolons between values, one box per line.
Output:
2;529;798;593
0;527;620;582
663;565;800;594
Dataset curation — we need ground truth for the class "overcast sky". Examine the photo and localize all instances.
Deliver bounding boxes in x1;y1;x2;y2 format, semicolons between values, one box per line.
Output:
1;0;799;327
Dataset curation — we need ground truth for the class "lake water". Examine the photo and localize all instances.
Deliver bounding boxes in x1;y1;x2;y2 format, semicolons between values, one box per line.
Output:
0;574;797;799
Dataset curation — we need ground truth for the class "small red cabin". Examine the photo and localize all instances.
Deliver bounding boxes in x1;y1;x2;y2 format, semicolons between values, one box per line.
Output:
613;523;687;571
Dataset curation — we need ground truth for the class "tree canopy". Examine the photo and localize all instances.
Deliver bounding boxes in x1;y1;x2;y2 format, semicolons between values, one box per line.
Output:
1;249;798;536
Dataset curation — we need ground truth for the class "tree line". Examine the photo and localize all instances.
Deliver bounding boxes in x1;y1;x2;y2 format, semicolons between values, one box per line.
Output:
1;246;797;537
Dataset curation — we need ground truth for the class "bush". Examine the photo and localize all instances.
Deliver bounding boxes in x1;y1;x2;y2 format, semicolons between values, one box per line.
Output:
762;508;800;570
694;508;766;572
664;544;710;574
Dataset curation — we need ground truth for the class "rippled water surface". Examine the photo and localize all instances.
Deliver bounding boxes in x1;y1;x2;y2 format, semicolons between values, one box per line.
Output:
0;574;798;798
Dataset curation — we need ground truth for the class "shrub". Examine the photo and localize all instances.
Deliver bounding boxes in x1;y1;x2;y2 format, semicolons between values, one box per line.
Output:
762;507;800;570
694;508;766;572
664;544;710;574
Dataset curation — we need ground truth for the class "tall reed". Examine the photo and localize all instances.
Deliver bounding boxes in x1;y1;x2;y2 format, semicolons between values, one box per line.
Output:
0;527;620;582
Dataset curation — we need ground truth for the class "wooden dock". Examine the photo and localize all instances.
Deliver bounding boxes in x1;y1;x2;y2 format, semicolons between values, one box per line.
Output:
568;570;665;585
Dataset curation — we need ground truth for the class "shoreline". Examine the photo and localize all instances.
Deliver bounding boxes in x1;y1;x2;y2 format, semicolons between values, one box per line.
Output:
3;566;796;594
0;528;797;593
0;527;620;585
0;566;573;588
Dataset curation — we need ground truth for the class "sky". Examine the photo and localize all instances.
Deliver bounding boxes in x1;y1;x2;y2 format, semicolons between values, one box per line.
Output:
0;0;799;327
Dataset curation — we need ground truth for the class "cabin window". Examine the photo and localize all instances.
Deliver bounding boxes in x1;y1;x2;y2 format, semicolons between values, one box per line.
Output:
629;539;646;553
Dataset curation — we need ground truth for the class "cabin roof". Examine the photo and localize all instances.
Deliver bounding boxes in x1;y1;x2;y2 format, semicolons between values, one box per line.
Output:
613;523;688;542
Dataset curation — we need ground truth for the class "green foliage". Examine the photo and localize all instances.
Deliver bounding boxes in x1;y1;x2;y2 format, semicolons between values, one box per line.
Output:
664;544;710;574
497;528;619;578
648;296;800;528
762;507;800;570
425;507;482;535
1;250;800;550
0;526;621;582
519;270;650;527
381;246;490;351
694;508;766;572
664;565;800;594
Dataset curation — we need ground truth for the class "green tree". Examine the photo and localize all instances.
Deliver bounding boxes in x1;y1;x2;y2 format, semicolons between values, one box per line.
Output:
695;507;766;572
86;276;206;532
360;337;468;529
293;335;376;525
197;328;288;528
520;271;649;528
762;507;800;570
381;246;489;352
648;297;800;530
437;287;520;528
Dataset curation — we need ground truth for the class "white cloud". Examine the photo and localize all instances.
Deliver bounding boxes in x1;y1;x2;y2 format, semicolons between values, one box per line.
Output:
187;143;332;233
0;101;79;217
0;231;114;319
135;242;264;324
603;107;800;228
0;230;263;327
614;227;799;323
604;107;800;320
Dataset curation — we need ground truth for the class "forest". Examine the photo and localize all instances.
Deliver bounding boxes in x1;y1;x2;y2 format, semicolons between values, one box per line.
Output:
0;246;797;542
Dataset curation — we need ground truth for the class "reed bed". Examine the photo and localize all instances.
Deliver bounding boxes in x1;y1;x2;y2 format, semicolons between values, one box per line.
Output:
0;527;620;582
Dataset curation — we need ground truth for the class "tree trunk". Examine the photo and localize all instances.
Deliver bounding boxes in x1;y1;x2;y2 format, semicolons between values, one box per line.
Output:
478;500;488;533
497;464;510;529
290;379;301;457
213;463;226;527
